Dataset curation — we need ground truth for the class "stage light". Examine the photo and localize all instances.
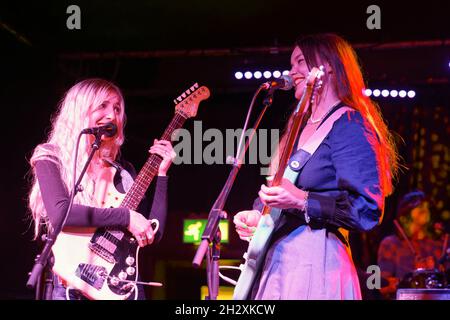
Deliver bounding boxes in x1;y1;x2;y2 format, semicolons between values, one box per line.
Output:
234;72;243;80
273;70;281;78
263;71;272;79
364;89;372;96
254;71;262;79
282;70;290;76
407;90;416;98
244;71;253;79
362;88;415;99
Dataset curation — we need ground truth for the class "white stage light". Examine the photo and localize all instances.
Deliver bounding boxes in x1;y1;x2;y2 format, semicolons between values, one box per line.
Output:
263;71;272;79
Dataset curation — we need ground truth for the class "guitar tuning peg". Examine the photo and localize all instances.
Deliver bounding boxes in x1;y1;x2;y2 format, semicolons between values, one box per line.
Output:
177;96;183;102
193;83;199;89
173;99;177;105
181;93;187;99
186;89;191;95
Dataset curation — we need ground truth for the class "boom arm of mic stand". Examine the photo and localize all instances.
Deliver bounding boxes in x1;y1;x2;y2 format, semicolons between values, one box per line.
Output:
191;87;274;299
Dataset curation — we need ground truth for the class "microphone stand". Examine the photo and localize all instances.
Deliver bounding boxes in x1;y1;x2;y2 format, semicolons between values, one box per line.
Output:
26;133;102;299
192;85;276;300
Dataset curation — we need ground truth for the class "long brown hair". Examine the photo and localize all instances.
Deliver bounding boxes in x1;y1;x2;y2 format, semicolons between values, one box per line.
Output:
275;33;399;197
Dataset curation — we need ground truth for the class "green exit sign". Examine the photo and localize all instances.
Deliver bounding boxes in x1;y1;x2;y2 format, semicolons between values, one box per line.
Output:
183;219;229;244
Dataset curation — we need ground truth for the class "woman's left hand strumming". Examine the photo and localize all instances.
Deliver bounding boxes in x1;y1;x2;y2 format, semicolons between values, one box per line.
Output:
258;178;307;210
149;139;176;176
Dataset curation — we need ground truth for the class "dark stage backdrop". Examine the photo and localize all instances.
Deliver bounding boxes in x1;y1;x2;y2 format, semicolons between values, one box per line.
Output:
0;44;448;300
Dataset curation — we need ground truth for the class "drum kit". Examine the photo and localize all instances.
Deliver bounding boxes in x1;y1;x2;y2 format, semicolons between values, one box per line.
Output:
395;248;449;300
399;267;448;289
392;221;449;299
395;268;450;300
399;247;449;289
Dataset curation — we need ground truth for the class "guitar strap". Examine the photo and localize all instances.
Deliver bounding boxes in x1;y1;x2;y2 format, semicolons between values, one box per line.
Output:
236;106;352;299
103;159;135;193
287;106;352;173
266;106;352;236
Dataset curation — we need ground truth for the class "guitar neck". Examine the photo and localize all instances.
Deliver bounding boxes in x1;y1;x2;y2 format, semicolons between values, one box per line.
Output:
120;112;187;210
261;84;313;215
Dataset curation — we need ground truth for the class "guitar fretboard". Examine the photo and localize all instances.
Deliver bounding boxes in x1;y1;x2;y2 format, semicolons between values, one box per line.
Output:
120;112;187;210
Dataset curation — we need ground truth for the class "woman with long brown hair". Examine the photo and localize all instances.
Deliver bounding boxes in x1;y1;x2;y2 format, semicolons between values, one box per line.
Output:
233;33;399;300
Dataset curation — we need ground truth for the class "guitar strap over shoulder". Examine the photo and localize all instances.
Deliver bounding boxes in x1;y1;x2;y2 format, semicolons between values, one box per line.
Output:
103;159;135;193
233;106;352;300
273;106;353;236
288;106;352;173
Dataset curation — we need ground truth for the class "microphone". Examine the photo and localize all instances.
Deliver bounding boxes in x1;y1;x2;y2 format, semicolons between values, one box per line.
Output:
81;123;117;138
262;75;294;91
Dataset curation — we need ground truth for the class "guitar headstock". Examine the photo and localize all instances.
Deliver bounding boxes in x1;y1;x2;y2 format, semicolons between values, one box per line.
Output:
306;66;325;87
174;83;210;118
308;66;325;105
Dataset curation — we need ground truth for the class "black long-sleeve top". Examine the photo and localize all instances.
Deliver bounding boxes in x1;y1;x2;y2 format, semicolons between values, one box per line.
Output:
34;159;168;242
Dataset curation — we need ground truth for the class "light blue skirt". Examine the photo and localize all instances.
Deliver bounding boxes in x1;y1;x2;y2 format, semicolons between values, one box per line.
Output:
252;224;362;300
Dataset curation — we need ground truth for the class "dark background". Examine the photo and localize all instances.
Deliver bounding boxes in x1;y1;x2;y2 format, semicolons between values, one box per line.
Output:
0;0;449;299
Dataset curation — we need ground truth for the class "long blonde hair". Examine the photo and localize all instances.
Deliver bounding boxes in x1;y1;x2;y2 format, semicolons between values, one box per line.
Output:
28;78;126;238
272;34;399;197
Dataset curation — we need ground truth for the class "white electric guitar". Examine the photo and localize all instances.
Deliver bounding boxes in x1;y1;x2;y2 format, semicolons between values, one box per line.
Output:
52;84;210;300
233;68;324;299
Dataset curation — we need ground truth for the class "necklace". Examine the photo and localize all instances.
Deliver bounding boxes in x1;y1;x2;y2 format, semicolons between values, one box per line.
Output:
308;101;341;124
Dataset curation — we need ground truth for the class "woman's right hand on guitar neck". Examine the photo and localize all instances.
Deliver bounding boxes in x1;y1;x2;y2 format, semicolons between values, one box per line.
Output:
128;210;156;247
233;210;261;242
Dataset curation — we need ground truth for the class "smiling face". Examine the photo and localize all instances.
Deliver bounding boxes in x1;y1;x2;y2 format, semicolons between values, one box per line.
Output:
289;46;310;100
88;90;124;141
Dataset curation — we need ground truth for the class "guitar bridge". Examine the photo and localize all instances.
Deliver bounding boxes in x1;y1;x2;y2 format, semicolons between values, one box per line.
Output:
89;242;116;264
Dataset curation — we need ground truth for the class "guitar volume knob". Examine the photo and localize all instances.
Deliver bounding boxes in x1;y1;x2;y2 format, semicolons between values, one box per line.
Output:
118;271;128;280
126;267;136;276
110;276;120;286
125;256;135;266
